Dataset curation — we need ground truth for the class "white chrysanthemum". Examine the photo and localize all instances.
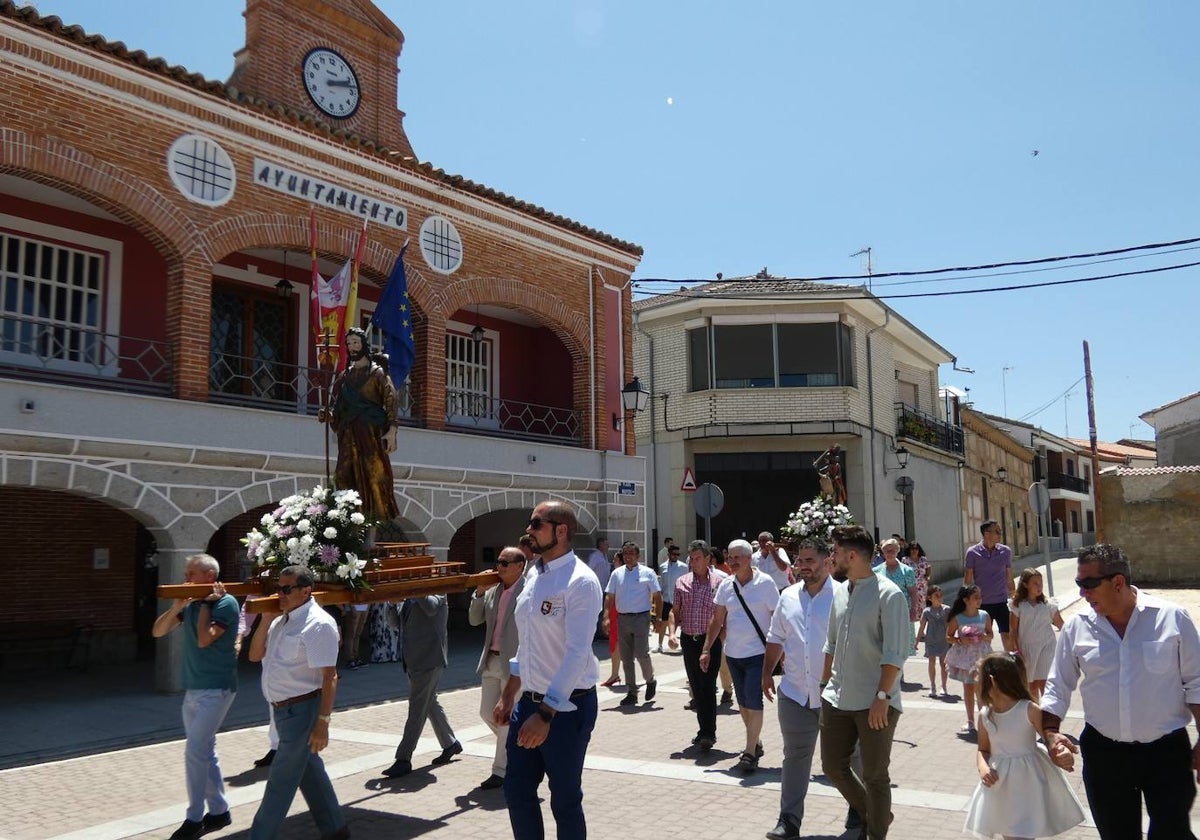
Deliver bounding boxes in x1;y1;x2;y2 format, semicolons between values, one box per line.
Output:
260;513;275;526
300;534;314;547
323;527;338;539
349;512;365;525
296;519;311;533
327;508;343;521
286;537;299;550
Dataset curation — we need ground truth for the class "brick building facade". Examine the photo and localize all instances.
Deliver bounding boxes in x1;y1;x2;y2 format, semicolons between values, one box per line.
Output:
0;0;644;686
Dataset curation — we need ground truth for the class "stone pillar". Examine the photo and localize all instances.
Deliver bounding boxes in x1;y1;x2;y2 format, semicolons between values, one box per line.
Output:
417;313;446;431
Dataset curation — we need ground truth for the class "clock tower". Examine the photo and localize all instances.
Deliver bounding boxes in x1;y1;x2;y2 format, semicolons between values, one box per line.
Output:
226;0;415;158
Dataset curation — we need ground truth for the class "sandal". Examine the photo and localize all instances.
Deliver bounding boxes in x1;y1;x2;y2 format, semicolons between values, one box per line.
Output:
601;676;620;687
736;752;758;773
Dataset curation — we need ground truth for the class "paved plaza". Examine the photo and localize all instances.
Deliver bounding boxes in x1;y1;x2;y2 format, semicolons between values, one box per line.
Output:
2;568;1197;840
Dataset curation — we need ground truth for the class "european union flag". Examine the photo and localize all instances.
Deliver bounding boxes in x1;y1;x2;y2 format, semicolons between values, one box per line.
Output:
370;246;415;389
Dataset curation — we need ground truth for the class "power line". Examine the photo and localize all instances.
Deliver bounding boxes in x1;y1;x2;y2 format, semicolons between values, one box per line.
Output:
1018;377;1085;423
633;258;1200;303
631;233;1200;286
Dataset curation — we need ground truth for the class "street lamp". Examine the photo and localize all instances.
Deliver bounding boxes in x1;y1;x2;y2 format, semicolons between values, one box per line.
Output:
997;466;1009;483
884;444;910;473
613;376;650;429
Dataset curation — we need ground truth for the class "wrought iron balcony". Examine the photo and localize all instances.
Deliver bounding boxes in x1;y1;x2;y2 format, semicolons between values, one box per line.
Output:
446;388;581;445
208;350;414;420
0;314;172;395
1047;471;1090;494
895;402;965;455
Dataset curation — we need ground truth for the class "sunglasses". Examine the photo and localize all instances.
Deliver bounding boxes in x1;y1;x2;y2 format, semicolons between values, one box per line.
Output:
278;583;309;595
527;516;562;531
497;559;525;568
1075;573;1119;591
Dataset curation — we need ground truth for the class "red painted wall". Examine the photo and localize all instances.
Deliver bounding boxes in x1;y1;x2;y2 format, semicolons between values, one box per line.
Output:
448;309;572;409
604;286;624;451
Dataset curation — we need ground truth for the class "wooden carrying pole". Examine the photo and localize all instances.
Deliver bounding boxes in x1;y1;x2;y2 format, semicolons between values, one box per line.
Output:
157;543;499;613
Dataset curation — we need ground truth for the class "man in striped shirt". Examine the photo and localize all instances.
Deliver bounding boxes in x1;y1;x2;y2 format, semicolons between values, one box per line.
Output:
671;540;728;751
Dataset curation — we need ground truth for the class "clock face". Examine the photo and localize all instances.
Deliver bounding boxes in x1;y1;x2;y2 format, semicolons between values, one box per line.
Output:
302;48;361;119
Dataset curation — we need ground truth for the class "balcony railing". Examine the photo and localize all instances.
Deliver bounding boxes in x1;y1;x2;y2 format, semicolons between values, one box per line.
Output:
446;388;581;445
895;402;965;455
0;314;172;395
1048;471;1090;494
208;350;414;421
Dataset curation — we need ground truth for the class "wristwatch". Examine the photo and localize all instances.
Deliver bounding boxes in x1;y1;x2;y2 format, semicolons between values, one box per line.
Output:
317;714;332;722
875;690;890;701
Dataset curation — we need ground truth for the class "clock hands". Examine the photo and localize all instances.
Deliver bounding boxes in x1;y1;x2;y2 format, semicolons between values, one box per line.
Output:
326;79;357;89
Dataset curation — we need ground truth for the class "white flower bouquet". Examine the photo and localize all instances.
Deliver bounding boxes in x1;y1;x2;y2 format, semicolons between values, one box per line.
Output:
242;485;373;588
781;496;855;541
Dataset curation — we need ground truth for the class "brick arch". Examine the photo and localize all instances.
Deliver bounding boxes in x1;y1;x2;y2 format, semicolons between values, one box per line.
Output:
434;276;590;363
0;455;183;552
199;213;430;319
0;129;193;267
443;492;598;537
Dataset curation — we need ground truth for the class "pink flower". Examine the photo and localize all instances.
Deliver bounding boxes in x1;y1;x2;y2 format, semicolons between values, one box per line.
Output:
959;625;982;640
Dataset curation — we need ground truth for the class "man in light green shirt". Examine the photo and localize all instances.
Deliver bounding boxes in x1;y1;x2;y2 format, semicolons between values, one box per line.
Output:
820;526;910;840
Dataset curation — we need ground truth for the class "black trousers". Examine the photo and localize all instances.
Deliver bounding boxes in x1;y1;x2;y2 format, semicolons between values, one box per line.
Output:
1080;724;1197;840
680;633;722;740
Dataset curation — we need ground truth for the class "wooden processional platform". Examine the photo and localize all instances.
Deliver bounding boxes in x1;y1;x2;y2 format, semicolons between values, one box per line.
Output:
156;542;499;613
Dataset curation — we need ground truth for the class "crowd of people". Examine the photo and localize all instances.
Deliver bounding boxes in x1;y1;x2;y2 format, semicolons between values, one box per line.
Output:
157;508;1200;840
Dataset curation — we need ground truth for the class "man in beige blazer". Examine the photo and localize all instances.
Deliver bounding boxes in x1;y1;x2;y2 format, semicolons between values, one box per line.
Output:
469;545;528;790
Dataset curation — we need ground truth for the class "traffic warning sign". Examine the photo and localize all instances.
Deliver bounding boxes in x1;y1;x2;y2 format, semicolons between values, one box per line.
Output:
680;467;698;492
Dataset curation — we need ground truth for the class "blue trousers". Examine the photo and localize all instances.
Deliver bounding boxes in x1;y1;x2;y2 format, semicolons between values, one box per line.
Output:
250;695;344;840
182;689;236;822
504;689;597;840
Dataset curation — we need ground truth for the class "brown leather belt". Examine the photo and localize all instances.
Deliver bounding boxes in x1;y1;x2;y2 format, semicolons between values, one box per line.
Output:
271;688;321;709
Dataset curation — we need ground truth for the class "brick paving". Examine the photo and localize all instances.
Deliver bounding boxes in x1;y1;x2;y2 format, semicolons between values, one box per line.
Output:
2;581;1198;839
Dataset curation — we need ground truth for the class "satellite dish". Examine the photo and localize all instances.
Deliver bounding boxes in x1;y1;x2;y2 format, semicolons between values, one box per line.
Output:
895;476;914;497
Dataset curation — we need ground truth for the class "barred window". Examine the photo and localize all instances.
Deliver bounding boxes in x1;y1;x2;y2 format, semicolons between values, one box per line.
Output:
0;231;105;366
446;329;495;425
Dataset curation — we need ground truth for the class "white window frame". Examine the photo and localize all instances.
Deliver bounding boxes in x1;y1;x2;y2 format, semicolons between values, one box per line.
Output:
0;214;123;376
445;319;500;428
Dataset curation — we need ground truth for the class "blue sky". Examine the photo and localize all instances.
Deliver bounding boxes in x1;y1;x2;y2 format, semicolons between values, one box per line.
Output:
27;1;1200;442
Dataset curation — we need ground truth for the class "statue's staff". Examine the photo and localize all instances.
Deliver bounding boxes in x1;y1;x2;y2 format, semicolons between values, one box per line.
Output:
316;327;339;485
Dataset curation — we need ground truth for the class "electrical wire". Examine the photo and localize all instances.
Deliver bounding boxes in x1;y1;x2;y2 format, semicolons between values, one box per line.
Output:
633;259;1200;303
1017;377;1085;423
631;234;1200;286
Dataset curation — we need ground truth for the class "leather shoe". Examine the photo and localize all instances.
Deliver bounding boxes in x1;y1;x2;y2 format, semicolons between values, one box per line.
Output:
201;811;231;834
695;735;715;752
619;692;638;706
478;774;504;790
169;820;203;840
765;817;800;839
253;749;275;767
845;808;864;830
431;741;463;766
382;759;412;778
645;680;657;701
720;689;733;705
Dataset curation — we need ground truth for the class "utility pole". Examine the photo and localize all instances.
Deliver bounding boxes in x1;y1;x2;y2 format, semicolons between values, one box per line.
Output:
850;247;873;292
1084;341;1103;541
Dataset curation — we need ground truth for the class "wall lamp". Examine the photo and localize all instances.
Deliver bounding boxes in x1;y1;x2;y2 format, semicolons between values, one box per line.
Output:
613;376;650;430
997;466;1009;483
884;444;910;474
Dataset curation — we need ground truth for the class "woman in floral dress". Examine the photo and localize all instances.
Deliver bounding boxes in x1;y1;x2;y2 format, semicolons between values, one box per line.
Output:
904;540;932;610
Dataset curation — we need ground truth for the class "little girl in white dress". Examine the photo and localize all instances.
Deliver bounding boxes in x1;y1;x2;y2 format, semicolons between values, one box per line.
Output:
964;653;1085;839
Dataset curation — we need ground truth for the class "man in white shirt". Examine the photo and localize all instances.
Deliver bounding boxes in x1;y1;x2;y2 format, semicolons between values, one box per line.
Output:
700;539;781;774
754;531;792;591
586;536;611;640
762;538;836;839
1042;544;1200;840
247;566;347;840
495;501;602;840
657;536;674;566
657;543;687;652
605;541;663;706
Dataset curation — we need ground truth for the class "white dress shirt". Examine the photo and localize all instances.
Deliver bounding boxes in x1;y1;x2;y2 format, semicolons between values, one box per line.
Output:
658;559;688;605
510;551;602;712
261;598;340;703
754;547;792;589
606;563;661;613
767;575;836;708
587;549;611;590
714;569;781;658
1042;589;1200;743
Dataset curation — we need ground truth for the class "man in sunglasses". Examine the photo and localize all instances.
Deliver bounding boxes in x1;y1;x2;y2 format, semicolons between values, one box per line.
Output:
247;565;347;840
495;501;602;840
469;546;527;790
1041;543;1200;840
